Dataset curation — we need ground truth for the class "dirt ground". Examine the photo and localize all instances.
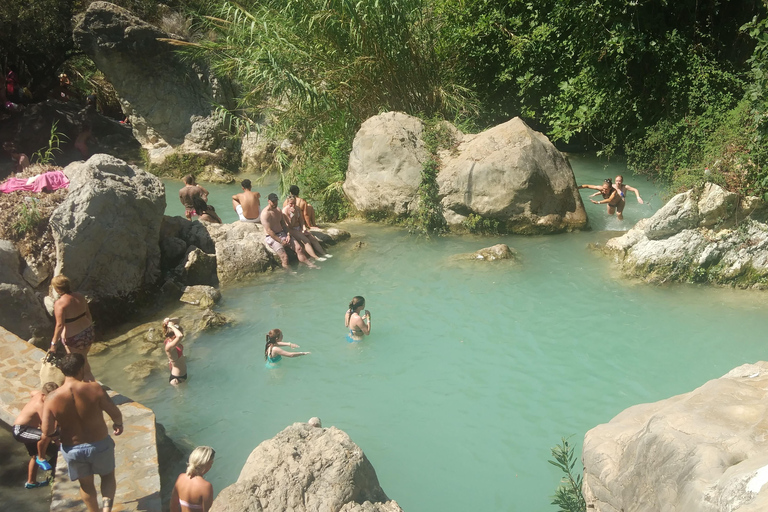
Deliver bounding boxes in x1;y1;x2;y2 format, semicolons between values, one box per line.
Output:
0;164;68;264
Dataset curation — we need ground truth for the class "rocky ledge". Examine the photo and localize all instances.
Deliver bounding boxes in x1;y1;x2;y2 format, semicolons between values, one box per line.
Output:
583;362;768;512
211;419;403;512
601;183;768;287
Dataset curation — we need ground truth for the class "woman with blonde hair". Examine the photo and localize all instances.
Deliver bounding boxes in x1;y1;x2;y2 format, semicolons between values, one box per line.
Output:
171;446;215;511
48;274;96;381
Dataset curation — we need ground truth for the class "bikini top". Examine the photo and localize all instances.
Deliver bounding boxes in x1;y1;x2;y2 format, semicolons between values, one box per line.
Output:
165;338;184;359
178;498;203;510
65;311;87;323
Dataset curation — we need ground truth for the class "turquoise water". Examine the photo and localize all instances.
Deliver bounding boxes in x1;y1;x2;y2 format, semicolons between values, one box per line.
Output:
93;158;768;511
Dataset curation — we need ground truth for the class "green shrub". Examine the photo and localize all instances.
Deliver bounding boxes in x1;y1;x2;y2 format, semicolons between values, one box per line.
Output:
13;200;42;236
462;213;500;235
549;437;586;512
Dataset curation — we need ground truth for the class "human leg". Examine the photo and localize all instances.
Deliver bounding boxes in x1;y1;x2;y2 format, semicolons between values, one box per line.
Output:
305;231;326;256
27;456;38;485
304;203;317;227
100;471;116;512
291;230;320;259
616;199;626;220
289;238;317;268
607;205;616;216
78;474;101;512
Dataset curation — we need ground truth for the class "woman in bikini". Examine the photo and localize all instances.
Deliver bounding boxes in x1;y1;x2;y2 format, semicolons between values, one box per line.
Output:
49;275;96;381
163;318;187;385
264;329;309;367
170;446;215;512
344;296;371;342
579;179;624;218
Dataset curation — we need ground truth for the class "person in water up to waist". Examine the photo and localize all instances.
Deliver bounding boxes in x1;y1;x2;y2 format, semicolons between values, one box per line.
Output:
42;353;123;512
163;318;188;385
264;328;310;366
344;296;371;342
579;179;625;219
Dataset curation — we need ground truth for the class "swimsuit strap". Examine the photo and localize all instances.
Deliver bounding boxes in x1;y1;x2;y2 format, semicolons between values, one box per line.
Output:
65;311;87;323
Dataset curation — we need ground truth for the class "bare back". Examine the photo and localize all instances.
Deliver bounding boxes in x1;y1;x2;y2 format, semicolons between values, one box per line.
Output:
43;380;114;445
173;474;213;512
179;185;205;209
14;393;44;428
233;190;261;219
55;292;92;338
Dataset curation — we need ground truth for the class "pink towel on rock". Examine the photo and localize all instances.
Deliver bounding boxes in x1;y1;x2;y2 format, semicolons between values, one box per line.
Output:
0;171;70;193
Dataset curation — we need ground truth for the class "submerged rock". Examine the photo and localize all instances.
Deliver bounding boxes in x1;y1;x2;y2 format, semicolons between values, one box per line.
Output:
583;361;768;512
211;421;401;512
179;285;221;307
453;244;518;262
124;359;163;381
603;183;768;287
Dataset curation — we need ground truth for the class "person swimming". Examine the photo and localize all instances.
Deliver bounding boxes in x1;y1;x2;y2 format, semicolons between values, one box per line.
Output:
579;179;625;219
264;329;310;367
344;296;371;342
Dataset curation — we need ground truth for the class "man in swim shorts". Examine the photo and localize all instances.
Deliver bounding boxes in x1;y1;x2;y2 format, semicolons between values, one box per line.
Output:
42;354;123;512
179;175;209;221
232;178;261;223
260;193;317;269
13;382;60;489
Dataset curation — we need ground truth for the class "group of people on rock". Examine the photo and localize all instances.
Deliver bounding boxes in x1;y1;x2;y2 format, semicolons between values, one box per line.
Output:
578;175;644;220
178;176;331;270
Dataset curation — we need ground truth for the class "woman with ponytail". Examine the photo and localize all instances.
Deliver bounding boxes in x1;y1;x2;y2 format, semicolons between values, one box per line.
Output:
264;329;310;367
344;296;371;342
170;446;215;511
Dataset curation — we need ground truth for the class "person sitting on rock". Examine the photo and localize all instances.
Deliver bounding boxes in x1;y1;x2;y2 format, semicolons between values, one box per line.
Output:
282;194;330;262
193;196;222;224
163;318;187;385
232;178;261;223
171;446;215;512
283;185;318;228
179;175;209;221
264;328;309;367
260;192;317;270
13;382;60;489
579;179;624;219
345;296;371;342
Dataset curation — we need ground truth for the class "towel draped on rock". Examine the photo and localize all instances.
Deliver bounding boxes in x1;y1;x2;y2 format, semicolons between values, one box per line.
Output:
0;171;70;193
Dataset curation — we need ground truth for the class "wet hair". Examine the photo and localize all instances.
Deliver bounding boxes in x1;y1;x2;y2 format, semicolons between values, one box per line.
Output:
345;296;365;326
264;328;282;360
186;446;215;478
163;318;183;338
51;274;72;294
59;353;85;377
241;179;252;190
289;185;300;196
42;382;59;395
193;196;208;216
183;175;195;185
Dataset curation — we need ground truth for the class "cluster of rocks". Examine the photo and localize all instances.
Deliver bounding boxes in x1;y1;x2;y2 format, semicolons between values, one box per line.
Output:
211;419;403;512
343;112;588;234
601;183;768;287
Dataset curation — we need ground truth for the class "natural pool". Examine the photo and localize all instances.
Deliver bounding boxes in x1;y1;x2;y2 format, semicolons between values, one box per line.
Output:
92;156;768;511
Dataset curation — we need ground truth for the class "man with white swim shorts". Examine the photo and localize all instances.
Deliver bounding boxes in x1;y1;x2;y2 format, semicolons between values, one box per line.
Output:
261;193;317;269
42;354;123;512
232;179;261;223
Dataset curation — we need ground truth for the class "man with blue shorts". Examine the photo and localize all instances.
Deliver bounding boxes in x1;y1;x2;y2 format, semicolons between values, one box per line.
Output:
42;354;123;512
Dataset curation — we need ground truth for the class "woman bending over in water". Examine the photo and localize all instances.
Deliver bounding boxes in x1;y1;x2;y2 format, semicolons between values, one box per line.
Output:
170;446;215;512
345;296;371;342
264;329;309;366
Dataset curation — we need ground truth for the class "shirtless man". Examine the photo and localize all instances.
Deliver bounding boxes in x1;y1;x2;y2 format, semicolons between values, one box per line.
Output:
579;179;624;219
42;354;123;512
232;179;261;223
283;195;330;261
260;193;316;269
13;382;60;489
179;175;209;221
283;185;318;228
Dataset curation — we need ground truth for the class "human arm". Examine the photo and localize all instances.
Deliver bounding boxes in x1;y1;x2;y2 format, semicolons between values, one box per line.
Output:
50;300;66;353
98;386;124;435
589;191;601;198
579;184;602;191
232;194;241;211
164;324;184;350
626;185;644;203
199;186;209;201
591;190;618;204
271;347;310;358
277;341;299;349
353;313;371;335
170;480;181;512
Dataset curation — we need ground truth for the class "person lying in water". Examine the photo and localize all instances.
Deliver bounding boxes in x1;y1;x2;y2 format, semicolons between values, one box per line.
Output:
264;329;310;366
579;179;625;219
344;296;371;342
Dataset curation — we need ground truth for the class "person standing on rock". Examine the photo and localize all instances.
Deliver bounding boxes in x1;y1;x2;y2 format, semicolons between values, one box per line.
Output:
170;446;215;512
282;194;330;261
260;193;317;270
180;175;209;221
579;179;625;219
49;274;96;382
344;296;371;342
42;353;123;512
13;382;60;489
163;318;188;386
232;178;261;223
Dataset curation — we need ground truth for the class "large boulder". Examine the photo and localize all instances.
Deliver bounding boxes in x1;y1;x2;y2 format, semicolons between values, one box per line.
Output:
0;240;51;339
583;362;768;512
342;113;587;233
344;112;428;216
73;2;234;164
203;222;275;283
211;422;402;512
438;117;587;233
49;155;166;323
603;183;768;287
